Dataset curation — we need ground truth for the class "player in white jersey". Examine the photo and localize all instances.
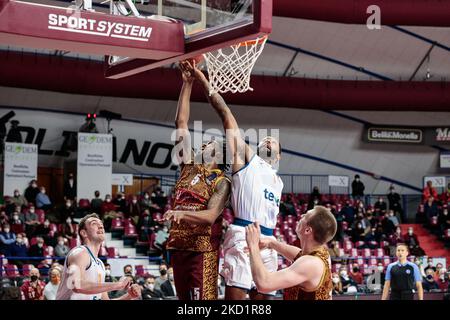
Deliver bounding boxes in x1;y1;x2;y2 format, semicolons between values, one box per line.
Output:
186;61;283;300
56;213;141;300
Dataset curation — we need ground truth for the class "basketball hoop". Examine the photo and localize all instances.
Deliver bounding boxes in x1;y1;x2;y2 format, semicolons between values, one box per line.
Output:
203;35;268;95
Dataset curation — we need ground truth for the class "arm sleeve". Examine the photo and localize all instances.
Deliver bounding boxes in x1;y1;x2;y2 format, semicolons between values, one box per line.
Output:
412;264;422;282
385;264;392;281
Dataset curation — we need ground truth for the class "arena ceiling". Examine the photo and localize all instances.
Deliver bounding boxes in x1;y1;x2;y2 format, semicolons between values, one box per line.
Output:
0;0;449;110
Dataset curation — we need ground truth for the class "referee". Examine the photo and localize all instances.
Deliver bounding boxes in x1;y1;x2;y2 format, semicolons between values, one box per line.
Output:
382;243;424;300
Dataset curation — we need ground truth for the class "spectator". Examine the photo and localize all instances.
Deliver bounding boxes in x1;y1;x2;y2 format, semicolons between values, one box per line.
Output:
59;217;75;240
21;268;45;300
351;221;366;242
414;257;426;278
341;200;356;225
138;209;155;241
160;267;176;297
404;227;425;257
38;256;54;276
28;237;45;266
54;236;69;257
438;207;450;237
152;187;167;208
140;192;160;213
423;180;438;203
351;175;365;200
387;210;400;227
154;263;168;291
34;219;54;246
339;267;358;293
123;264;133;277
113;192;127;214
9;233;28;268
11;189;28;208
141;275;163;300
0;211;8;229
35;187;53;211
437;268;449;292
91;190;103;213
43;268;61;300
381;212;396;235
366;210;377;228
387;186;403;220
0;224;16;255
424;196;439;225
63;173;77;201
424;258;436;273
9;210;25;235
24;180;39;205
349;263;364;285
154;225;169;257
127;195;141;225
374;196;387;216
442;183;450;203
422;268;439;292
435;263;444;280
331;272;343;295
24;205;40;236
101;194;119;229
104;263;116;283
364;227;379;249
307;186;322;210
57;199;76;224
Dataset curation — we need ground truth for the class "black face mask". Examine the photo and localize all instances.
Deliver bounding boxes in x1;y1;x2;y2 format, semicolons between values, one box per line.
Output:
160;269;167;276
353;268;359;273
30;275;38;282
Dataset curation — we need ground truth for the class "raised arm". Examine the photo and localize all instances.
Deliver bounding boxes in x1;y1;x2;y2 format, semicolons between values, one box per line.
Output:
261;237;302;262
163;178;231;225
173;61;195;166
187;61;253;173
67;248;128;295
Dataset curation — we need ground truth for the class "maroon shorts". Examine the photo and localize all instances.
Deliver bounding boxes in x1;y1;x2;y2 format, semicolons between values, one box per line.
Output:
170;249;219;300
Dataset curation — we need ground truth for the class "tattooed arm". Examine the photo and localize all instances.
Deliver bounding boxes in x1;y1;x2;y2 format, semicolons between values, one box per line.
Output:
163;179;231;225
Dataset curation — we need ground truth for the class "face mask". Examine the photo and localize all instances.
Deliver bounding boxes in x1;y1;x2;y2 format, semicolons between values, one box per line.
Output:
444;211;448;216
41;190;46;194
30;275;38;282
146;283;154;291
163;228;168;233
160;269;167;276
340;271;347;277
353;267;359;273
69;179;73;183
132;200;137;204
44;221;49;227
66;219;71;224
4;228;10;233
29;209;35;214
58;241;64;246
377;266;384;272
332;277;340;284
14;193;19;197
145;195;149;199
17;238;23;244
106;199;111;203
37;243;43;248
356;178;360;182
66;202;71;207
32;184;37;188
379;199;383;202
13;215;19;221
408;231;413;235
105;270;111;276
427;275;433;280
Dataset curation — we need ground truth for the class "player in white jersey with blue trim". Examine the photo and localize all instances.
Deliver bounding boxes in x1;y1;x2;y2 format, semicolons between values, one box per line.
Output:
56;213;141;300
187;61;283;300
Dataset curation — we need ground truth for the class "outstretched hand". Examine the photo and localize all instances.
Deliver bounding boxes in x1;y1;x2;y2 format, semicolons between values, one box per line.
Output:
181;59;206;82
179;60;196;83
163;210;185;224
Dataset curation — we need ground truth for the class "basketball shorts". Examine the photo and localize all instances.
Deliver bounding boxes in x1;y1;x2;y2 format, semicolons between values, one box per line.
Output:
220;224;278;295
170;249;219;300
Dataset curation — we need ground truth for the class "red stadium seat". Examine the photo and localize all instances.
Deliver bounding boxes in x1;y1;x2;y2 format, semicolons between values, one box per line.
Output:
107;247;119;258
124;224;138;237
78;199;90;209
111;218;124;230
69;237;80;249
375;248;384;257
4;264;20;277
383;256;391;267
99;246;108;257
362;248;371;258
49;223;58;233
356;256;364;266
350;248;358;257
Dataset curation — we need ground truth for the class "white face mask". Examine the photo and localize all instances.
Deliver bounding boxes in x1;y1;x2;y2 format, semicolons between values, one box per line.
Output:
132;200;137;204
105;270;111;276
378;266;384;272
4;228;10;233
58;241;64;246
332;277;340;284
66;202;71;207
106;199;111;203
144;195;149;199
146;283;154;291
16;238;23;244
41;190;46;194
13;215;19;221
44;221;49;227
340;271;347;277
37;243;43;248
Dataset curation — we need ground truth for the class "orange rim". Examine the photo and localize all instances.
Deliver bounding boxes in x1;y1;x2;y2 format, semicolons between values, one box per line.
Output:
236;35;268;48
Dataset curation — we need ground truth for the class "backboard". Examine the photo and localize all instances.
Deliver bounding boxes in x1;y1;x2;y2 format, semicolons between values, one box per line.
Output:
104;0;272;78
0;0;271;79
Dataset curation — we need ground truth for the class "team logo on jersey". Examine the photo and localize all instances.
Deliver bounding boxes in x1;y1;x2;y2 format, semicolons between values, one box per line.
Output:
190;174;201;186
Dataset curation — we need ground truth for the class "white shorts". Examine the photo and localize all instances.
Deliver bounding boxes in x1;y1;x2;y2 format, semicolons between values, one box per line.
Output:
220;224;278;295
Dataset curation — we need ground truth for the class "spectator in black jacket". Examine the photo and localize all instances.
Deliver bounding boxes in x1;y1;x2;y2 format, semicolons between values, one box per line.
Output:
374;197;387;216
24;180;40;205
63;173;77;201
141;276;163;300
160;268;176;297
387;185;403;219
351;175;365;200
307;186;322;210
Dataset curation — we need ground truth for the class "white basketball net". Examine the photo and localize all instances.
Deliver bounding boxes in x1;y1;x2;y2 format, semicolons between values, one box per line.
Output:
203;35;268;95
